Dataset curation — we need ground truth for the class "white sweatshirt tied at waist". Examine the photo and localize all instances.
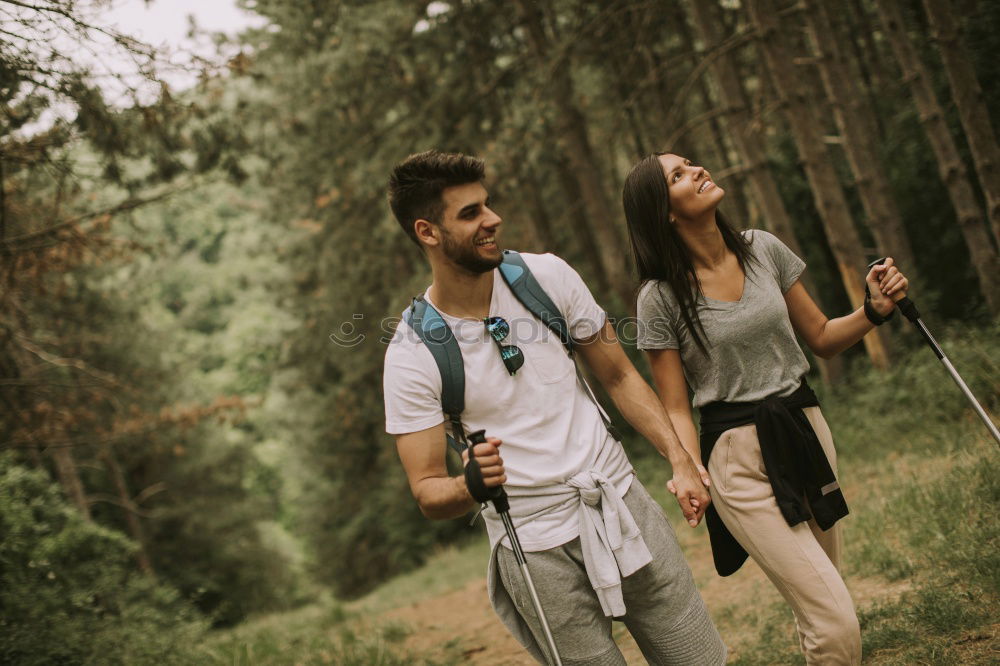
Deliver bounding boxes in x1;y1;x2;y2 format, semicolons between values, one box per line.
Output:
486;470;651;622
566;470;652;617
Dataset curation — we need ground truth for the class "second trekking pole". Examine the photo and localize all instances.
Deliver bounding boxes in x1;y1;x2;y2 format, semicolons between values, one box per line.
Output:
868;259;1000;447
466;429;563;666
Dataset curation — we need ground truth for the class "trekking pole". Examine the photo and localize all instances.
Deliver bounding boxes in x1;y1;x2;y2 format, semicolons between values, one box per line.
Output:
467;430;563;666
868;259;1000;447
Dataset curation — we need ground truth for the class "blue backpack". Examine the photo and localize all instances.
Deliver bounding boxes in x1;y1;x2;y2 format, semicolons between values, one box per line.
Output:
403;250;621;455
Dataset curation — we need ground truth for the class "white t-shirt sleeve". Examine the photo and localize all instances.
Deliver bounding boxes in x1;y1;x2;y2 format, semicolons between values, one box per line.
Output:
383;334;445;435
531;253;607;340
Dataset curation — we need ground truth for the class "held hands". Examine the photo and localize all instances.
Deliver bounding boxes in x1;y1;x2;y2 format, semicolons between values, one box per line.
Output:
666;459;712;528
865;257;909;316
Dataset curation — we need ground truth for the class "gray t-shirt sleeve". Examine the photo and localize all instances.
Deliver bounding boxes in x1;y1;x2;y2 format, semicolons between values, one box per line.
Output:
751;230;806;292
636;282;680;350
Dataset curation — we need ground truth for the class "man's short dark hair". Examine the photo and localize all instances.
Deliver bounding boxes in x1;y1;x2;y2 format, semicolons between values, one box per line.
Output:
388;150;485;246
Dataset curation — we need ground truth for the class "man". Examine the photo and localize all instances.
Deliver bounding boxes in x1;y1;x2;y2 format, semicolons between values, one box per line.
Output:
383;150;726;665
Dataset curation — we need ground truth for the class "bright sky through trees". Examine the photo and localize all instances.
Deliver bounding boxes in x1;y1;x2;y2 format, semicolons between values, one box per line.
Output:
9;0;265;135
102;0;263;50
97;0;266;93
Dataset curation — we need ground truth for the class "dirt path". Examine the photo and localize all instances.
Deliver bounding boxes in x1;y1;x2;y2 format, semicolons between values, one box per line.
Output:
385;577;542;665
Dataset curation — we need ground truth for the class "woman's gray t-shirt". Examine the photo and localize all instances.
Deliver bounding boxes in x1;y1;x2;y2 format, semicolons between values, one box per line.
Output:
636;230;809;408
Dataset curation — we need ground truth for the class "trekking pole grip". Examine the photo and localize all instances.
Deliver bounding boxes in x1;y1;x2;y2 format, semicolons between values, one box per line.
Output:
894;296;920;323
466;429;510;512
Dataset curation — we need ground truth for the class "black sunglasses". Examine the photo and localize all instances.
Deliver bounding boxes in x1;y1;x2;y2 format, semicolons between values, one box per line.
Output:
484;316;524;376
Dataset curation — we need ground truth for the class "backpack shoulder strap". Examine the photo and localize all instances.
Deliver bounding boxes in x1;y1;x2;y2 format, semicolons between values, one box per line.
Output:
498;251;621;441
498;250;574;355
403;296;467;454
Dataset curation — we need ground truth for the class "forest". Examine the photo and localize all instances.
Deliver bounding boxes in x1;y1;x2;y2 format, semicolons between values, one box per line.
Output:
1;0;998;663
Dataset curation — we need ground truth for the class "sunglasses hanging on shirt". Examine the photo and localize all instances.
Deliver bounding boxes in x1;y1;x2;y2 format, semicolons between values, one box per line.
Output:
484;316;525;376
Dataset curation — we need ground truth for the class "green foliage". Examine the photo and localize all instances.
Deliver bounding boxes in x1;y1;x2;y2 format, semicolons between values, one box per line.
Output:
0;454;206;665
2;0;305;646
819;322;1000;460
232;0;523;597
110;179;314;624
138;436;303;625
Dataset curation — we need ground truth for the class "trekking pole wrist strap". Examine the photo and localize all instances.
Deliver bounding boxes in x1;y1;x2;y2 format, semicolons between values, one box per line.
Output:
863;295;894;326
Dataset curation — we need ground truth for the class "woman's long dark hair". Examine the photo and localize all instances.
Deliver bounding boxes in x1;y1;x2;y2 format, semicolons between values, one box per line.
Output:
622;153;754;354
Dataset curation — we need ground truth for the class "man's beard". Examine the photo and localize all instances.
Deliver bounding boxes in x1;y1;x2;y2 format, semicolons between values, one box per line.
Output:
440;228;502;274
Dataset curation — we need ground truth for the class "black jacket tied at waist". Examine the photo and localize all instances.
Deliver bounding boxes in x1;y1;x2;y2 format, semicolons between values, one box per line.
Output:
699;380;849;576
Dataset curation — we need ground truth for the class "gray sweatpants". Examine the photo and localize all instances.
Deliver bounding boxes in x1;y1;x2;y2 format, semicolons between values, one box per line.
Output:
496;479;727;665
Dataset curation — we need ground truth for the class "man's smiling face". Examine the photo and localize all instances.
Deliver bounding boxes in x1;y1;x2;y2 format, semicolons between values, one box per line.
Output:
435;181;503;274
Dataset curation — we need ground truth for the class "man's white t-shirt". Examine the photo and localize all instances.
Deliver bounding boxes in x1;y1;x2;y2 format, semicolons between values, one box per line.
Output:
383;253;634;552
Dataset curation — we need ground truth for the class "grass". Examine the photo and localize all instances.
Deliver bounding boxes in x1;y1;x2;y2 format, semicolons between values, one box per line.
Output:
848;451;999;663
195;541;493;665
348;538;491;616
818;323;999;462
196;593;456;665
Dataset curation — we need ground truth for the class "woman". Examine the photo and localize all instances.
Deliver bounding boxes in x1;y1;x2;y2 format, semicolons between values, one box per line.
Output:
622;153;907;665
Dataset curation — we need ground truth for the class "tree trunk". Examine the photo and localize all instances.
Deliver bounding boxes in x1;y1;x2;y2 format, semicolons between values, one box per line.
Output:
50;446;91;520
512;0;631;306
803;0;921;288
843;0;888;139
674;4;753;227
0;151;6;241
552;153;614;298
524;179;559;253
922;0;1000;246
511;163;560;254
686;0;842;383
874;0;1000;314
102;445;156;576
621;3;663;156
606;50;649;158
620;4;689;155
687;0;801;254
749;0;891;370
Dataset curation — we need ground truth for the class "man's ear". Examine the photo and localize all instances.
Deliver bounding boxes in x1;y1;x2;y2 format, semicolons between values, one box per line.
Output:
414;218;439;248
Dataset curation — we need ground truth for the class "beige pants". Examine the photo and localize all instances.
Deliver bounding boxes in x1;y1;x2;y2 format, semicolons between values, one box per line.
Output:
707;406;861;665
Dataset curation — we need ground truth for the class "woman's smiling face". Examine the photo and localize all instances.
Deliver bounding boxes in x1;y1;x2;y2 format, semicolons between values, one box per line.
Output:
657;153;725;224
